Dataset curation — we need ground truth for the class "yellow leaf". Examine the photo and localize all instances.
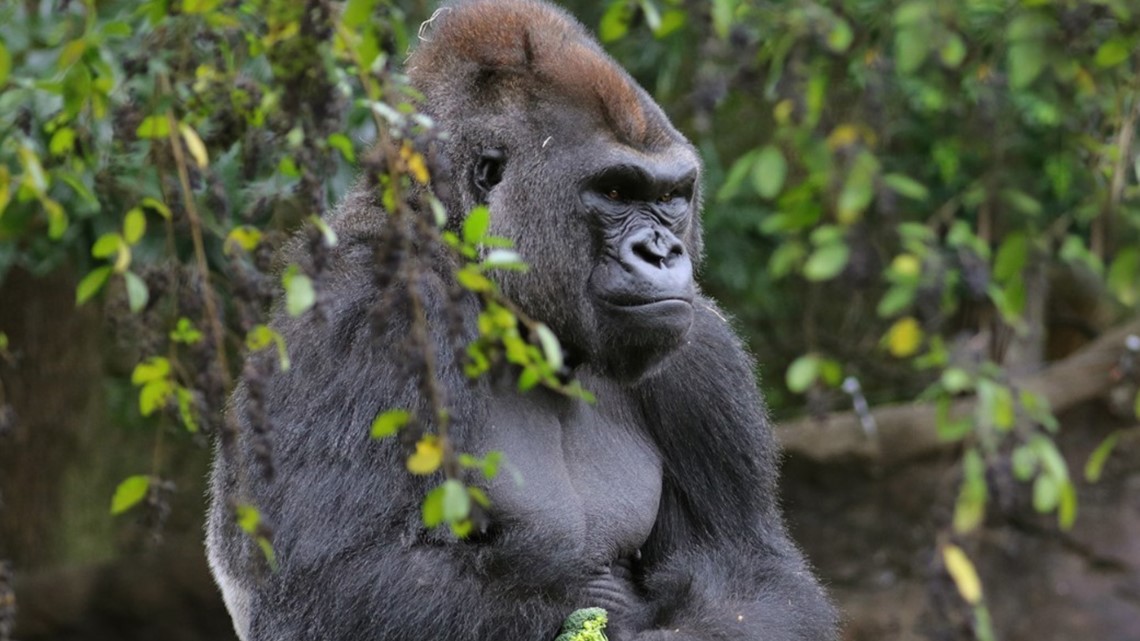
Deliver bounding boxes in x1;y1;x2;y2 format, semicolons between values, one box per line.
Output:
180;123;209;168
827;123;861;150
886;316;923;358
407;436;443;475
400;142;430;184
891;254;921;278
773;99;795;125
942;544;983;605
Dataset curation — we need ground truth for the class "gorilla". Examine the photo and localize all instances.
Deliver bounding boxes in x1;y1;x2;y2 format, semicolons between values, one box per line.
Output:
207;1;838;640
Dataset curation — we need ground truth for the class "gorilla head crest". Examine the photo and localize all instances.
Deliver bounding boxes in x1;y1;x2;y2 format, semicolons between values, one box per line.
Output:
410;0;703;381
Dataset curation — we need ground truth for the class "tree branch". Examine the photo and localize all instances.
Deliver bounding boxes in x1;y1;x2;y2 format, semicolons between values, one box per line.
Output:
776;317;1140;465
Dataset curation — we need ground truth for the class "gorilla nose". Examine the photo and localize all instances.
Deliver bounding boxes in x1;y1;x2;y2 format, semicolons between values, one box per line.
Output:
627;229;684;269
618;228;692;300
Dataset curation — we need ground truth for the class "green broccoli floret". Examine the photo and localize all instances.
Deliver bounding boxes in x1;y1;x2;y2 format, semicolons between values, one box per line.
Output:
554;607;608;641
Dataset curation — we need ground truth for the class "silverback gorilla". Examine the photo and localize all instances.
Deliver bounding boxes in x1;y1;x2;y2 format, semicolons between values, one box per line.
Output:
207;1;838;639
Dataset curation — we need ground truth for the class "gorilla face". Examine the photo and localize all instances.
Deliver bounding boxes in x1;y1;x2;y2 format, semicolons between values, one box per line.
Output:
411;0;704;381
476;116;702;382
578;152;699;377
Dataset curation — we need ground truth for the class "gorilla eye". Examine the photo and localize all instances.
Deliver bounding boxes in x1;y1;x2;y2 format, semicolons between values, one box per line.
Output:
658;191;675;203
606;188;622;201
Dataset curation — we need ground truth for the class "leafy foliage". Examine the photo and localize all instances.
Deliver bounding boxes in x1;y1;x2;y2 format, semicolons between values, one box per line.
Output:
1;0;1137;635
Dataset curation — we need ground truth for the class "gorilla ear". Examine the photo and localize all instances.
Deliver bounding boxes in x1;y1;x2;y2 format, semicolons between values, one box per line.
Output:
473;148;506;204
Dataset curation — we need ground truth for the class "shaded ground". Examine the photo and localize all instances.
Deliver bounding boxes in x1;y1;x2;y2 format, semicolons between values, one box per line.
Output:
785;403;1140;641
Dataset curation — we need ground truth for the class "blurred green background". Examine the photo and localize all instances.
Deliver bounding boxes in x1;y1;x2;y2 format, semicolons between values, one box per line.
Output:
0;1;1137;640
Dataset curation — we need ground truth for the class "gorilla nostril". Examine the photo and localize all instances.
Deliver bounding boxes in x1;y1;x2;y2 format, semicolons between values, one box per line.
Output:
633;241;665;267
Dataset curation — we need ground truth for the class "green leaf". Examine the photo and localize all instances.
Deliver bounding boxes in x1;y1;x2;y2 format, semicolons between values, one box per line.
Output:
101;20;133;38
882;173;928;201
1084;432;1120;483
457;266;493;293
534;323;564;372
600;0;633;42
422;484;445;527
654;10;686;38
342;0;378;29
953;449;987;534
76;266;113;305
462;206;491;245
802;243;849;281
717;151;756;201
183;0;222;13
1008;41;1047;89
132;356;170;384
941;368;972;394
0;42;10;87
176;387;199;433
170;317;203;345
235;504;261;533
123;207;146;244
1094;37;1130;68
993;233;1028;283
245;325;291;371
139;379;173;416
786;354;820;393
1011;445;1037;481
124;271;149;313
278;156;300;178
225;226;263;255
441;479;471;522
136;115;171;139
826;19;853;53
837;151;879;223
750;145;787;200
481;249;527;271
518;365;542;391
895;27;931;74
1107;247;1139;305
940;34;967;68
110;475;150;514
283;265;316;317
58;38;88;68
140;197;172;219
92;233;123;258
482;451;503;479
767;242;805;279
49;127;76;156
370;409;411;439
309;215;339;248
1032;474;1059;512
1031;435;1068;479
637;0;661;32
1000;188;1042;216
468;486;491;508
876;284;916;318
1057;480;1077;530
711;0;735;39
327;133;356;163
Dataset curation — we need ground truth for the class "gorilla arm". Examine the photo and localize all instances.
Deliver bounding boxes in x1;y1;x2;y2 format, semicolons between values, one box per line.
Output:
212;215;568;641
633;301;839;641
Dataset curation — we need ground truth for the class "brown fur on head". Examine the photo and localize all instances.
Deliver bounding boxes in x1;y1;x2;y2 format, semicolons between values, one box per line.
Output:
408;0;667;149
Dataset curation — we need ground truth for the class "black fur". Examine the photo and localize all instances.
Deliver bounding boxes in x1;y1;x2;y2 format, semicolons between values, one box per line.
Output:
207;1;838;639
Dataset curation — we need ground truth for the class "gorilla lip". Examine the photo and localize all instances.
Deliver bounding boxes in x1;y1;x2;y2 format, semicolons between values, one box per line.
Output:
595;294;694;311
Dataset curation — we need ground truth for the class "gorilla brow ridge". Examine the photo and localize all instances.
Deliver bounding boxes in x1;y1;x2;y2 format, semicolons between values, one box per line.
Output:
409;0;662;147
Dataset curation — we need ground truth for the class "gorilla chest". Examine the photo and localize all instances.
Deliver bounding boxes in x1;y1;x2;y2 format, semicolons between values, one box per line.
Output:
481;386;662;571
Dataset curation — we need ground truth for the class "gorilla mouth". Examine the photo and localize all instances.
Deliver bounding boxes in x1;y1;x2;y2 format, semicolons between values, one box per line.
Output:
596;295;693;310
